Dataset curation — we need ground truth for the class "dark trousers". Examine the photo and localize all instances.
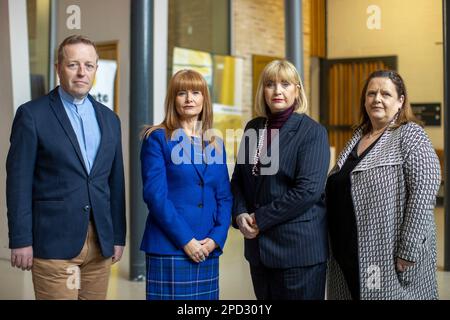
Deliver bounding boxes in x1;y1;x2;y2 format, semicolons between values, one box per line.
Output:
250;262;326;300
337;260;360;300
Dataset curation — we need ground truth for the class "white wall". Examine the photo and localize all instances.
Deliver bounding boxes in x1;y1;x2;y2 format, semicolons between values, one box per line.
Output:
0;0;34;299
327;0;444;149
0;0;14;262
0;0;31;260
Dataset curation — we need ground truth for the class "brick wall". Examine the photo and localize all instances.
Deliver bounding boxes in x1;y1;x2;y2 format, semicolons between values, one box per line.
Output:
233;0;312;124
168;0;312;125
168;0;229;74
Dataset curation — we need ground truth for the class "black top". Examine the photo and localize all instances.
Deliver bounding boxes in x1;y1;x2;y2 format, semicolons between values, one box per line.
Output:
326;136;381;268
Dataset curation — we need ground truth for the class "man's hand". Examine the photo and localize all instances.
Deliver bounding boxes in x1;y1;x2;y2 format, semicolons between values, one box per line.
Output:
199;238;218;255
396;257;414;272
184;238;209;263
112;245;125;264
236;213;259;239
11;246;33;271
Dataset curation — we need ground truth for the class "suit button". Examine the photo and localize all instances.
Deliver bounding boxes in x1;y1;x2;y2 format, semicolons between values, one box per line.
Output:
83;205;91;212
198;182;204;187
198;203;203;208
255;203;260;209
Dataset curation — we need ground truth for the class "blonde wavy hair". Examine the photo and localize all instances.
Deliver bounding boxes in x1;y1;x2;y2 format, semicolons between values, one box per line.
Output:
254;60;308;117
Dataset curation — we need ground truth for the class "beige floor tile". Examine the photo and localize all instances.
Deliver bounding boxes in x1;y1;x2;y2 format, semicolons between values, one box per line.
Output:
1;208;448;300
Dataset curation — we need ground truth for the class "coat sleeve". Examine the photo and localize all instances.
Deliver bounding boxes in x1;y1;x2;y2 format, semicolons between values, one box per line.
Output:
109;116;126;246
141;131;195;248
6;106;37;249
207;143;232;249
255;124;330;232
397;136;441;262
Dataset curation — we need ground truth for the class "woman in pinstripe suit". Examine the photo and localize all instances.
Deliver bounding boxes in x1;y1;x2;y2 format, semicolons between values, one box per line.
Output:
231;60;330;300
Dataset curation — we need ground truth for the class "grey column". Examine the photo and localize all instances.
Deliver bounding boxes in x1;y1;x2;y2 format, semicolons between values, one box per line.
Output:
443;0;450;271
285;0;304;79
130;0;153;281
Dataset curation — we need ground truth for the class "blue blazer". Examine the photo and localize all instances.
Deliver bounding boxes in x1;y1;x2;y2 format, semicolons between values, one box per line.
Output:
140;128;232;256
6;87;126;259
231;113;330;268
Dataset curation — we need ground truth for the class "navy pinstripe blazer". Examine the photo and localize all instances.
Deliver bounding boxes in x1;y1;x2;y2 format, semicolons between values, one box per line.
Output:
231;113;330;268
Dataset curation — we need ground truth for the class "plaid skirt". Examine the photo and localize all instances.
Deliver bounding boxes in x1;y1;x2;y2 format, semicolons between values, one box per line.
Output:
145;254;219;300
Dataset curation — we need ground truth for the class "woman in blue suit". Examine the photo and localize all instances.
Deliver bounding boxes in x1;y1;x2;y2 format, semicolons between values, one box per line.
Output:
140;69;232;300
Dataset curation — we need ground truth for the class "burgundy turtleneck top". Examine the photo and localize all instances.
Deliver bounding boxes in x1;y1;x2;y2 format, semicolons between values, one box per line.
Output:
253;105;295;176
266;105;295;147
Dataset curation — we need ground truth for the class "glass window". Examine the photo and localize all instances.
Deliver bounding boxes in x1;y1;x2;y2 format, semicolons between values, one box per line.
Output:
168;0;230;75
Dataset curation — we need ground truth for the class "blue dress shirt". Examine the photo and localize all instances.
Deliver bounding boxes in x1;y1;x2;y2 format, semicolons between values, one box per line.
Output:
58;87;101;174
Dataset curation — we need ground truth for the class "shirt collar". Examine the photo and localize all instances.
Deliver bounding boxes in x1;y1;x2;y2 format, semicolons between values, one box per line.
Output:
58;86;88;106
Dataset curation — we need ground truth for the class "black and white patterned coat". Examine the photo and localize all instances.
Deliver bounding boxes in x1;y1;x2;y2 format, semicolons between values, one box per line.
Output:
326;122;441;300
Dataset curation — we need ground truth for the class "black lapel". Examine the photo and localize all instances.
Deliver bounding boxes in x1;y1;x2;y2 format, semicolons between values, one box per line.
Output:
88;95;106;176
241;117;266;172
254;113;303;196
49;87;88;175
239;118;266;194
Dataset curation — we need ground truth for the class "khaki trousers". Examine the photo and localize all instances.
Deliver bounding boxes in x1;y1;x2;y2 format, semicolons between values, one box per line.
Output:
32;223;112;300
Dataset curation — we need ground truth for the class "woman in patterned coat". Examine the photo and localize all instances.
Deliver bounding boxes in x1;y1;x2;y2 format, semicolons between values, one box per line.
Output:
326;70;441;300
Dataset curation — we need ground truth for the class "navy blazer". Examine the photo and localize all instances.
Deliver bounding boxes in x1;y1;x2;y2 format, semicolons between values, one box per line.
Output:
6;87;126;259
140;128;232;256
231;113;330;268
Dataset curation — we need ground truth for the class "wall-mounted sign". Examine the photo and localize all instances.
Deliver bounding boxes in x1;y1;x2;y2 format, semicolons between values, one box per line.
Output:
90;59;117;112
411;103;441;126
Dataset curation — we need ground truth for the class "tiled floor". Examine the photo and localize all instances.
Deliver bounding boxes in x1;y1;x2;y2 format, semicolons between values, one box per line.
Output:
0;207;449;300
